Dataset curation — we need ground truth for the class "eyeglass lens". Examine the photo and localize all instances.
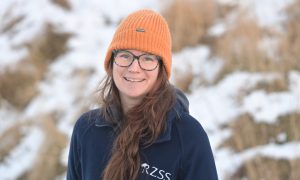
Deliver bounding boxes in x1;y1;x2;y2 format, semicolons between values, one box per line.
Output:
114;50;159;71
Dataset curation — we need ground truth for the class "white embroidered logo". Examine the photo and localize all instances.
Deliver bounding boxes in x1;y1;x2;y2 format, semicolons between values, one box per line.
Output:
140;163;172;180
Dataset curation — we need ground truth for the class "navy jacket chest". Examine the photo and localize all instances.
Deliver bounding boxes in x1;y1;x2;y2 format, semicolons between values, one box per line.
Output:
80;125;181;180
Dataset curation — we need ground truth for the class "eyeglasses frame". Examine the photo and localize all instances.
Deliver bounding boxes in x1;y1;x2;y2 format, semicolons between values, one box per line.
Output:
112;50;161;71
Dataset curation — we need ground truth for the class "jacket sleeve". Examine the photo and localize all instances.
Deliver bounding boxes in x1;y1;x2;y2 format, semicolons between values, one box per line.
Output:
179;114;218;180
67;118;82;180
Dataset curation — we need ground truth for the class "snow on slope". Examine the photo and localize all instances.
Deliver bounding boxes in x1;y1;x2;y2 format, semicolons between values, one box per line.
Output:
0;0;299;179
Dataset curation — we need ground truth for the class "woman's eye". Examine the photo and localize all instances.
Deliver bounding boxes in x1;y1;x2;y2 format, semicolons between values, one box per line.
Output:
119;54;131;59
143;56;155;61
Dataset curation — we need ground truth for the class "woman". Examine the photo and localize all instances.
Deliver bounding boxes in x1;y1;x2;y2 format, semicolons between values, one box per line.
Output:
67;9;218;180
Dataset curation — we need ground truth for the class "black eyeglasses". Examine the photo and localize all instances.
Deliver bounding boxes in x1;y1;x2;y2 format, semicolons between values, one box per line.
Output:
113;50;161;71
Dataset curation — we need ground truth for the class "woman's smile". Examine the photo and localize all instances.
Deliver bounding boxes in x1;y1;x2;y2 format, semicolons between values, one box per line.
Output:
113;49;159;104
123;76;145;82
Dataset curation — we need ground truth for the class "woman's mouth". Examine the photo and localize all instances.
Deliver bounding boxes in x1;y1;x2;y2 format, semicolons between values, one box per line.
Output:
124;77;145;82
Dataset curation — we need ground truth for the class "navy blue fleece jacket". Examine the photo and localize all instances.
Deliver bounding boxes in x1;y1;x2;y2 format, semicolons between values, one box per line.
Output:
67;90;218;180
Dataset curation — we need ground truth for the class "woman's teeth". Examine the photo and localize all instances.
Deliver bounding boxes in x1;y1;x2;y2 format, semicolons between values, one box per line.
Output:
124;77;144;82
124;77;143;82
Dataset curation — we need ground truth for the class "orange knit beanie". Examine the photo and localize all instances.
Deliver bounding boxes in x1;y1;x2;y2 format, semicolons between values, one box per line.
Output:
104;9;172;78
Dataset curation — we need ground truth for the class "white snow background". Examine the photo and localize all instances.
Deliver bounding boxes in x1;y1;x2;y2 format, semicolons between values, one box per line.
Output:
0;0;299;179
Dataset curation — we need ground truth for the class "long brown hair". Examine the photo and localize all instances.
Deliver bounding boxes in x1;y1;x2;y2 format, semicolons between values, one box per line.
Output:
98;59;176;180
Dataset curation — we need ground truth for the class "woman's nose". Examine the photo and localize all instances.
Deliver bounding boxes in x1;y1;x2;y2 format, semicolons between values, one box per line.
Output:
127;59;141;72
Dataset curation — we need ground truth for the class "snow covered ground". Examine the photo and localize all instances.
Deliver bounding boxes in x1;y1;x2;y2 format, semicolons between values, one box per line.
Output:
0;0;299;179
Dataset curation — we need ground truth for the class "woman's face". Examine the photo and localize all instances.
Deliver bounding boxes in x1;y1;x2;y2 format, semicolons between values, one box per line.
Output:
112;49;160;104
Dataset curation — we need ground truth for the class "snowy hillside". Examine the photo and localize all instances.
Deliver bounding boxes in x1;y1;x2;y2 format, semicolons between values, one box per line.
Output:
0;0;299;179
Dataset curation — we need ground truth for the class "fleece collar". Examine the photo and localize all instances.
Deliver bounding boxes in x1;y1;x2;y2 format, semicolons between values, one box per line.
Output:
94;108;176;144
95;88;189;144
